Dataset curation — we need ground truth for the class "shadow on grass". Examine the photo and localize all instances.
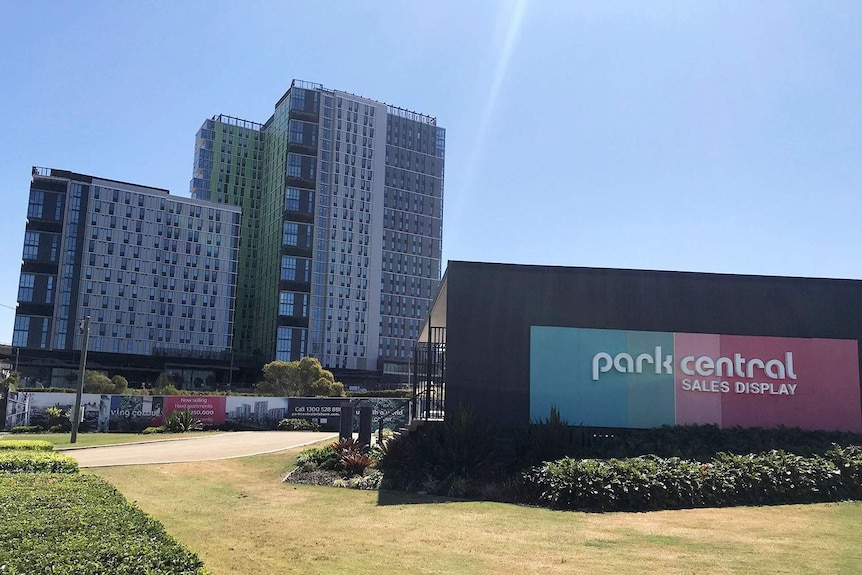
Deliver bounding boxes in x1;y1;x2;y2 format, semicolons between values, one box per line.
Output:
376;489;461;506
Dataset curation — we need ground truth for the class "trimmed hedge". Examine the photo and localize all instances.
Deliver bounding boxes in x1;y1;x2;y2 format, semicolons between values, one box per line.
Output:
10;425;43;434
520;445;862;512
0;439;54;451
579;424;862;461
514;422;862;466
0;451;79;474
0;473;207;574
277;418;320;431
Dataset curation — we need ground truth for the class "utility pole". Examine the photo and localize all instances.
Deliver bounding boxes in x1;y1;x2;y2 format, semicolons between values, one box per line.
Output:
70;316;91;444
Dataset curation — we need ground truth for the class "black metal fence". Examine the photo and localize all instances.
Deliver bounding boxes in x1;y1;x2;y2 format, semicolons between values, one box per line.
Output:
411;326;446;421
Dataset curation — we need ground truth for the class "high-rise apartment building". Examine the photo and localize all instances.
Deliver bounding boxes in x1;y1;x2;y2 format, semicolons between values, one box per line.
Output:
13;168;240;387
191;80;445;380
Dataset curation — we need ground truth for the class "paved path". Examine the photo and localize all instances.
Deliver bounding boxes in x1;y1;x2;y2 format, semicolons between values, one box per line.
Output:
61;431;338;468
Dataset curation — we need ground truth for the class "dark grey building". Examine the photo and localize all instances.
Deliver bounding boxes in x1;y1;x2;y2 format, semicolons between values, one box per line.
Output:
418;261;862;432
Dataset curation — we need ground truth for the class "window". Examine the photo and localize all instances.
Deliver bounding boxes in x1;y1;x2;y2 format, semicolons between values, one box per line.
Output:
290;89;305;111
283;222;298;246
285;188;301;212
276;327;293;360
22;232;39;260
17;274;35;302
281;256;297;281
27;191;44;218
12;316;30;346
279;292;294;316
288;120;305;144
287;154;302;178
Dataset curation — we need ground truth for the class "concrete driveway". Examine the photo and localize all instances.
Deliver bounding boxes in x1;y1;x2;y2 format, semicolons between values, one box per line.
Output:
61;431;338;468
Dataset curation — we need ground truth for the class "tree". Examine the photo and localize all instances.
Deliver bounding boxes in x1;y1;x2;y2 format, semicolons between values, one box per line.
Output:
83;371;130;394
2;371;19;392
83;370;114;393
154;372;183;395
110;375;129;393
257;357;345;397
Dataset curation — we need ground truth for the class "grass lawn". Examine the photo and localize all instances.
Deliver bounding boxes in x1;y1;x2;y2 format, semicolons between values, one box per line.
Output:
92;446;862;575
1;431;217;448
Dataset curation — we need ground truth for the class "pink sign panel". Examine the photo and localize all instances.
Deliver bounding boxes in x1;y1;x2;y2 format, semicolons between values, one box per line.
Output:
673;333;861;432
162;396;227;427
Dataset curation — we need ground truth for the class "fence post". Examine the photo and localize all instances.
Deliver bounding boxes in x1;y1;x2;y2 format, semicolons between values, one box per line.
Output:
339;404;354;441
358;403;372;446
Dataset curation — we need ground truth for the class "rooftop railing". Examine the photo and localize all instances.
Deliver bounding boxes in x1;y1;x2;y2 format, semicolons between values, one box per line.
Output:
211;114;265;131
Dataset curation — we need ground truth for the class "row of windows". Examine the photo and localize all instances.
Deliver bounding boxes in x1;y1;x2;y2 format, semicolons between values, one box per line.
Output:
380;336;413;359
89;225;233;250
12;316;49;348
28;190;64;221
22;231;59;261
282;222;313;248
86;332;227;352
90;210;232;236
280;256;311;282
81;298;225;321
82;283;224;305
17;273;54;304
278;291;309;318
285;187;313;213
275;326;307;361
93;186;235;221
83;308;228;332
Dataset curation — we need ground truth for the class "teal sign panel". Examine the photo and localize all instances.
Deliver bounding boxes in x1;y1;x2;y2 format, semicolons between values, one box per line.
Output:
529;326;675;428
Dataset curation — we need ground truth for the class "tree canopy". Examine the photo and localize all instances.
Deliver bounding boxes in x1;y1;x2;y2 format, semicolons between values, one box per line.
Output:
83;371;129;394
256;357;345;397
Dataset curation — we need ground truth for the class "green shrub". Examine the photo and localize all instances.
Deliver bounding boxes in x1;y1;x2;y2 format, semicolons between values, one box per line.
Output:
516;405;584;466
296;445;340;471
519;446;862;512
0;451;78;474
333;469;384;490
330;437;375;476
579;424;862;461
153;382;185;396
376;409;505;496
10;425;42;434
340;449;375;476
825;444;862;492
0;440;54;451
0;473;207;574
45;406;72;432
277;418;321;431
163;408;203;433
142;426;166;435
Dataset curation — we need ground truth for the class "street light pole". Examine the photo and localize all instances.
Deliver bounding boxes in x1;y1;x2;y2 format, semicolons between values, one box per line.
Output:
70;316;91;444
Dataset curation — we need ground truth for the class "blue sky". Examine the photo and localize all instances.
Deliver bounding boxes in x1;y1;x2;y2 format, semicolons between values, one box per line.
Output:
1;1;861;343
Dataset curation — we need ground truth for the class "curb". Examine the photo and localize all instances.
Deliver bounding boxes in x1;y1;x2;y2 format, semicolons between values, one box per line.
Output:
76;433;339;468
55;432;231;451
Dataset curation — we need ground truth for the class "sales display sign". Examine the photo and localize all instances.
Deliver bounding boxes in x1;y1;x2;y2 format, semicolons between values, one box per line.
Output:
530;326;862;432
